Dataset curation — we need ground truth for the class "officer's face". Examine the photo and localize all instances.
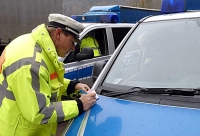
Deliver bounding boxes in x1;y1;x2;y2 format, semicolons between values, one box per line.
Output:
55;29;76;57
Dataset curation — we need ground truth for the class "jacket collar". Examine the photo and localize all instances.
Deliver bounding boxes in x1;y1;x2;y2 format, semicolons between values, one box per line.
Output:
31;24;64;71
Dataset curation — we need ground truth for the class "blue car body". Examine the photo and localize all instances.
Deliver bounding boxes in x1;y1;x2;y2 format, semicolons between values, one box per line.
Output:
61;1;200;135
64;95;200;136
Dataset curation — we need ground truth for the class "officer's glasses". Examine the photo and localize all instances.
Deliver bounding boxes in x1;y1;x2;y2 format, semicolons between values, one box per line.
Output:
62;29;80;46
71;39;77;46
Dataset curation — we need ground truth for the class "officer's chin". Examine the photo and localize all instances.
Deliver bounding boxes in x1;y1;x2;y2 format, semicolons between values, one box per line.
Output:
62;51;70;58
58;54;65;58
58;51;69;58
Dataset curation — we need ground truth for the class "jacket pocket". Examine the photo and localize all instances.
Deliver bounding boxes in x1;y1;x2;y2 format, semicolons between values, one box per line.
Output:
50;80;63;102
14;115;52;136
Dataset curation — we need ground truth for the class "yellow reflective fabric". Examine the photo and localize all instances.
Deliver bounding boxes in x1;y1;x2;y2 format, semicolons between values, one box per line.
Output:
0;24;79;136
0;48;6;73
80;36;101;57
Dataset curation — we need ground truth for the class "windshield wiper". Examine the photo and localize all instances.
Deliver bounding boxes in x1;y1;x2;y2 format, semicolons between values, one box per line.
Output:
143;88;200;96
164;88;200;96
106;87;200;97
106;87;148;97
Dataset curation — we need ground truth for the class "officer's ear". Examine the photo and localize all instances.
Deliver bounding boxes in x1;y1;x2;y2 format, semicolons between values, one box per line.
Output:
55;28;62;40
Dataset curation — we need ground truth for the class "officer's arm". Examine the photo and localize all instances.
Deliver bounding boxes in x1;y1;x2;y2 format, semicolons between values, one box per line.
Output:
10;68;81;124
63;78;80;95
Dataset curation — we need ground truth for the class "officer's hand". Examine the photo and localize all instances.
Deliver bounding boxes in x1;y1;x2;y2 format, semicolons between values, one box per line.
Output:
79;92;96;111
75;83;90;92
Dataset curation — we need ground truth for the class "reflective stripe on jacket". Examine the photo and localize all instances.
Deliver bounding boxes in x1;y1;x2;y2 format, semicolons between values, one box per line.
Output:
80;36;101;57
0;24;79;136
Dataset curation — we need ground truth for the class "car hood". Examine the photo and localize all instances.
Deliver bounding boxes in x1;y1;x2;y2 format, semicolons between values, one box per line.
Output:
64;95;200;136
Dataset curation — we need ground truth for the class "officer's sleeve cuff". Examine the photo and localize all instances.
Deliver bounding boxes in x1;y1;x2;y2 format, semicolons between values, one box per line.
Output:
67;80;80;94
75;98;83;115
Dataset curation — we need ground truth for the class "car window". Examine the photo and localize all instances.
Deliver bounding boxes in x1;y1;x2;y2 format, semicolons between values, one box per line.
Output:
112;27;131;48
62;28;108;63
104;19;200;89
92;28;108;55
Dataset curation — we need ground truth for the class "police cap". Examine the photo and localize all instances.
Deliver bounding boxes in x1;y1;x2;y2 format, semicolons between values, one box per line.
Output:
48;13;84;40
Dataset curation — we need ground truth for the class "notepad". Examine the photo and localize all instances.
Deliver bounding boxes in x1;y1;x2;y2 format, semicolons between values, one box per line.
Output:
79;89;99;100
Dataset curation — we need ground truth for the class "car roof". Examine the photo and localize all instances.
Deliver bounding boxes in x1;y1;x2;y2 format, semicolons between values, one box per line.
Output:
81;22;135;27
143;11;200;22
80;23;135;36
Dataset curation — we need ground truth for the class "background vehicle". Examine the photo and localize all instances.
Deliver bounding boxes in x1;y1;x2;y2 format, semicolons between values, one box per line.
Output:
62;0;200;135
0;0;63;54
60;22;134;87
71;5;160;23
70;1;200;24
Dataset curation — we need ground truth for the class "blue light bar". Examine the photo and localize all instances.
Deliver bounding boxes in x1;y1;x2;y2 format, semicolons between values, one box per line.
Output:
100;14;119;23
71;13;119;23
161;0;186;14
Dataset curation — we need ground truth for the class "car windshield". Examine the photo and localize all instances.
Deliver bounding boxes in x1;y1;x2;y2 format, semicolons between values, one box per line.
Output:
104;18;200;89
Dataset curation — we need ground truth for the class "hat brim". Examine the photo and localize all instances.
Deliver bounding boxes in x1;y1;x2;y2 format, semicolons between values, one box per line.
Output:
61;29;81;45
66;30;81;45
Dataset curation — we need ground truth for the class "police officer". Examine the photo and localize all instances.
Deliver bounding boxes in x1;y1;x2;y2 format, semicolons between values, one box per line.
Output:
0;14;96;136
80;33;101;57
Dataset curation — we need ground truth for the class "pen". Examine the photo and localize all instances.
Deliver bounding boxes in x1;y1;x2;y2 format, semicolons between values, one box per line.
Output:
80;89;99;100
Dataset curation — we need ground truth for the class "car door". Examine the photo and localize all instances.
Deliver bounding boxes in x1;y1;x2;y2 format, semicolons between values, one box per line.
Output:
63;27;110;87
63;25;133;87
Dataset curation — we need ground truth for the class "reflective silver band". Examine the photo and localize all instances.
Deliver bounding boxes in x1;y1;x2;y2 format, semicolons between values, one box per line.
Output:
32;44;53;124
0;84;5;106
40;101;65;124
33;44;64;124
40;103;55;124
55;101;65;122
30;49;46;111
3;57;32;77
0;77;15;107
1;43;55;124
50;92;58;102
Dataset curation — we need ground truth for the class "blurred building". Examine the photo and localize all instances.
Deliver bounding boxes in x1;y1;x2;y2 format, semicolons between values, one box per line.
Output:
0;0;63;46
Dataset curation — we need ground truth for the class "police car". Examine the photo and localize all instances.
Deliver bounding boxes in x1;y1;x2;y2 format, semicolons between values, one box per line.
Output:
60;22;134;87
62;0;200;135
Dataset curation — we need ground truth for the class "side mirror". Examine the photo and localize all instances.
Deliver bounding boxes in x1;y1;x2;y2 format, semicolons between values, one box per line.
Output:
76;47;94;61
92;61;106;83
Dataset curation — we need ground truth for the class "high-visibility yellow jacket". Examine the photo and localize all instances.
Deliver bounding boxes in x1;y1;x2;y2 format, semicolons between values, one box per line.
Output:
80;36;101;57
0;24;82;136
